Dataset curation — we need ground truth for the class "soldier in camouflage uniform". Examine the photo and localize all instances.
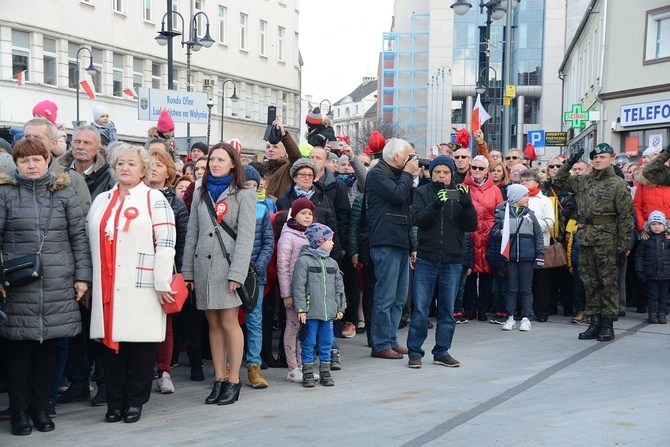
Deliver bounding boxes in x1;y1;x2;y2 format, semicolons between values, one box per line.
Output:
552;143;633;341
641;145;670;186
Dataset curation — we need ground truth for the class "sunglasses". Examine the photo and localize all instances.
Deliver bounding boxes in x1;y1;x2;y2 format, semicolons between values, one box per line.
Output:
548;164;562;169
470;166;487;171
454;155;470;160
505;156;520;160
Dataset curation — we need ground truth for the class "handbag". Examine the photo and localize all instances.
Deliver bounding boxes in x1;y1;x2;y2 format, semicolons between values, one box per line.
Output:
202;192;259;313
163;263;189;314
1;193;53;289
542;239;568;268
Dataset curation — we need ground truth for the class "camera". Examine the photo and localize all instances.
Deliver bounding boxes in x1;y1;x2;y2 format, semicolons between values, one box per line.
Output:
407;153;431;169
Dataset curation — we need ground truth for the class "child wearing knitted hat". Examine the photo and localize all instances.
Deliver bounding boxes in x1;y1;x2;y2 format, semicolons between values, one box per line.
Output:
635;210;670;324
91;105;118;144
292;222;345;387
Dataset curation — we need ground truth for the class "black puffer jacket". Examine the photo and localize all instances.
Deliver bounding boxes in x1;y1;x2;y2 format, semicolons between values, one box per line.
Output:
0;172;92;341
635;230;670;280
159;187;189;272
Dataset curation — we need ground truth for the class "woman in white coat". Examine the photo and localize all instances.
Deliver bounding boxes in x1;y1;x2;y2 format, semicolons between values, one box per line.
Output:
88;144;176;424
520;168;556;322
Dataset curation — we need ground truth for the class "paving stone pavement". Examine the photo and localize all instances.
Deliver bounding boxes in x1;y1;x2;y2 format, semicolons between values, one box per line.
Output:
1;310;668;446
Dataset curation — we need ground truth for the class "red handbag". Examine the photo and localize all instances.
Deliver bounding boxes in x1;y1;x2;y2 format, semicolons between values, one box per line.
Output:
162;267;189;314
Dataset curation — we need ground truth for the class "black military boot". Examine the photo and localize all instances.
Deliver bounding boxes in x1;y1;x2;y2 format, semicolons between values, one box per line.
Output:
578;313;602;340
597;317;615;341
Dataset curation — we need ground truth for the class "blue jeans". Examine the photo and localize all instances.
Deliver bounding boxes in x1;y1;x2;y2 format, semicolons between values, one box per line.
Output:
370;246;410;352
300;319;334;364
493;273;507;314
505;262;534;319
646;279;670;315
407;259;462;358
245;285;264;367
454;268;468;312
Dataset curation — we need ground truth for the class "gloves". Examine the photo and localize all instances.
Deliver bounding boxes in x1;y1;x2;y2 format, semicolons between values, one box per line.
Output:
616;250;626;268
457;184;472;206
535;258;545;269
566;149;584;166
437;189;449;205
636;273;646;284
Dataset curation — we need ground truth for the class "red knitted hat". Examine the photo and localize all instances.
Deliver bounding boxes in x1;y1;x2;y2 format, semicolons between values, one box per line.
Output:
32;100;58;125
291;198;315;218
368;131;385;153
305;107;323;126
157;109;175;133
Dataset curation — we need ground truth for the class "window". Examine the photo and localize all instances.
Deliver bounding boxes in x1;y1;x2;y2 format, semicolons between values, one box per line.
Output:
645;6;670;63
282;92;288;125
143;0;153;22
259;20;267;56
113;53;124;97
245;85;252;119
172;68;179;90
239;13;248;51
133;58;143;92
152;62;161;88
218;5;227;44
80;0;94;5
258;87;265;122
91;48;102;93
43;37;57;86
277;26;285;62
172;0;181;32
113;0;126;15
194;0;204;38
68;43;78;88
12;30;30;82
294;32;300;66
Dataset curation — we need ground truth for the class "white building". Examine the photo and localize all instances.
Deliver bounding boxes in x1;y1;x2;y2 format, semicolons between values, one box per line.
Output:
0;0;301;155
559;0;670;158
331;77;378;141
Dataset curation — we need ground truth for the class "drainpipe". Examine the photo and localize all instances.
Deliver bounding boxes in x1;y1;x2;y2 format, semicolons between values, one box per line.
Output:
594;0;608;143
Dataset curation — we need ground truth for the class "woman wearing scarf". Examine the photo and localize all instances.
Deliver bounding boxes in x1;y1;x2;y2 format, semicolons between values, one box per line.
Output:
336;145;368;206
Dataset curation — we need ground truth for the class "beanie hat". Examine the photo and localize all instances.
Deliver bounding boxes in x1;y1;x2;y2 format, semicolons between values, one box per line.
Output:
0;153;16;173
228;138;243;155
589;142;614;160
472;155;490;168
614;153;630;164
93;105;108;123
32;100;58;125
507;184;529;205
0;138;12;155
328;152;338;162
648;210;667;228
305;223;334;249
242;164;261;186
190;141;209;156
290;198;315;218
428;155;455;176
157;109;175;133
305;107;323;126
290;158;318;178
338;155;350;169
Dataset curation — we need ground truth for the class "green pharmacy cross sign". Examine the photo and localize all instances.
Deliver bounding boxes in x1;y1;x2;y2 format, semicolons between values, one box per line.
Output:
565;104;590;129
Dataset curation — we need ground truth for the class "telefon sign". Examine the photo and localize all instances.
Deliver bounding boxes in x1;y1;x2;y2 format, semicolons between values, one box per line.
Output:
620;99;670;127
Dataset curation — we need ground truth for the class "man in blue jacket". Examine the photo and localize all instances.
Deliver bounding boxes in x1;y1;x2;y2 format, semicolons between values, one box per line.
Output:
367;138;419;359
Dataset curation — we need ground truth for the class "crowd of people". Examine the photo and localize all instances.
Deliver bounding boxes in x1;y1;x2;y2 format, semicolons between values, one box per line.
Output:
0;100;669;436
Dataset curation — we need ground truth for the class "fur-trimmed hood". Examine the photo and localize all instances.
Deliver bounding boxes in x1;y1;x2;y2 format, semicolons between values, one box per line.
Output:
642;220;670;234
0;172;71;191
58;150;109;174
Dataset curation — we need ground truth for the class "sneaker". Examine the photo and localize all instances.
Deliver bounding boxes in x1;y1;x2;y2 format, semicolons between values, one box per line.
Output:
490;312;506;324
502;316;517;331
455;312;469;324
342;322;356;338
287;368;303;383
408;354;422;369
433;354;460;367
571;311;584;324
57;377;70;394
519;317;532;332
157;372;175;394
247;364;268;389
477;312;488;322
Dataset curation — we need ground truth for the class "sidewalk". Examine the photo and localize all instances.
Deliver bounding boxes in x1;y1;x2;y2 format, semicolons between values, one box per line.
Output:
2;310;668;446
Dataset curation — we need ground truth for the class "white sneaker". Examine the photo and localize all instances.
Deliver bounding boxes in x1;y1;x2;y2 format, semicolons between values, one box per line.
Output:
287;368;303;383
519;317;532;332
157;372;175;394
502;316;517;331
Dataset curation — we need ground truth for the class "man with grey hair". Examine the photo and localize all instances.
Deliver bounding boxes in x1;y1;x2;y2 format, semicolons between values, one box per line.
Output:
366;138;419;359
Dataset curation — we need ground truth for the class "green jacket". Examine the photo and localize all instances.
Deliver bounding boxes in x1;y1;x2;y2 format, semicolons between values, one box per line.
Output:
292;246;345;321
552;163;633;251
641;150;670;186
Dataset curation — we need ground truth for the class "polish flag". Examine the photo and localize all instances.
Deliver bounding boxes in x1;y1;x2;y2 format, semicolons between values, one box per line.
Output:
17;70;27;86
80;80;96;99
471;94;491;133
500;203;511;260
123;87;137;98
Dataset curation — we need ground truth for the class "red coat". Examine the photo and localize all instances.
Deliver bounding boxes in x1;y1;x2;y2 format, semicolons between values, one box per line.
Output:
633;184;670;231
462;172;503;273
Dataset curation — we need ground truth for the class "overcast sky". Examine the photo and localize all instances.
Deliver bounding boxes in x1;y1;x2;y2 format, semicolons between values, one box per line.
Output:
299;0;394;104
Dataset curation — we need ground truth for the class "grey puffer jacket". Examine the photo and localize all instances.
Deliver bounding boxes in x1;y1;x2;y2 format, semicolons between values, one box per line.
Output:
0;172;92;341
292;246;345;321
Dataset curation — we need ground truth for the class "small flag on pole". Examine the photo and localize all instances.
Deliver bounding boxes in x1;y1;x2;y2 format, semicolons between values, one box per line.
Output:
500;203;511;260
471;94;491;133
123;87;137;98
80;80;96;99
17;70;27;86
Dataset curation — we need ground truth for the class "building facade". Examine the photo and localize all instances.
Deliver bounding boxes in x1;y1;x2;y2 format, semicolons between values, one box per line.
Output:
0;0;301;154
332;77;377;142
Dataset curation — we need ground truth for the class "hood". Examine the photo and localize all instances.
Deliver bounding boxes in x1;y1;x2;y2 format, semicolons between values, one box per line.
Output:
58;150;109;173
0;171;71;191
462;170;494;190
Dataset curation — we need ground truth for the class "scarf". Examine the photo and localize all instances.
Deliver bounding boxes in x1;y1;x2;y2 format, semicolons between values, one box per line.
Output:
256;188;267;202
336;172;357;189
294;184;315;199
308;247;330;258
206;174;232;201
287;218;308;232
528;186;541;197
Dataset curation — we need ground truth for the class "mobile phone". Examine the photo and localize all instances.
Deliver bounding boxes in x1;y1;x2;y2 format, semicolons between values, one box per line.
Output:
267;106;277;125
446;189;460;200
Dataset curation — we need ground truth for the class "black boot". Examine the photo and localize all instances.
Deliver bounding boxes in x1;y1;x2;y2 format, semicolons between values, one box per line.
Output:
319;362;335;386
10;411;32;436
205;380;225;404
597;317;615;341
31;409;55;432
578;313;602;340
190;355;205;381
302;363;315;388
217;381;241;405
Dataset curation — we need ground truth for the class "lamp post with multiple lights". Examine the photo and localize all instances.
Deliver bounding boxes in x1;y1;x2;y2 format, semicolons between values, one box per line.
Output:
74;47;98;128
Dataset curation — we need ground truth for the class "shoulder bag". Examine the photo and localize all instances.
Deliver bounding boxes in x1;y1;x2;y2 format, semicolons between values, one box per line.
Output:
1;193;54;289
202;192;259;313
538;215;567;269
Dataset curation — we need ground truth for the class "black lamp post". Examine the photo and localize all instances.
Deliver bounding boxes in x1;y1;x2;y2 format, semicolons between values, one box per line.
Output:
219;79;239;142
206;99;214;145
319;99;333;119
75;47;98;128
476;66;499;143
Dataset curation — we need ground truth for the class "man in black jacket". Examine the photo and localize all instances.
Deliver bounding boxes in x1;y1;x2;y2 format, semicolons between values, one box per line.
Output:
406;156;477;368
367;138;419;359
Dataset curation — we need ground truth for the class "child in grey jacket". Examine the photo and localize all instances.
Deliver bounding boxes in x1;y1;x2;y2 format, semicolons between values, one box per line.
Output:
293;223;345;387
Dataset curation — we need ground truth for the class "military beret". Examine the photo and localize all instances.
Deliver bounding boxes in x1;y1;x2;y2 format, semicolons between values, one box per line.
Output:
589;143;614;160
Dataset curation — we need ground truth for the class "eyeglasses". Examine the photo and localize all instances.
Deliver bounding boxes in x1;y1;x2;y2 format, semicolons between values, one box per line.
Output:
454;155;470;160
505;156;520;160
548;164;562;169
470;166;487;171
296;173;314;179
363;163;370;167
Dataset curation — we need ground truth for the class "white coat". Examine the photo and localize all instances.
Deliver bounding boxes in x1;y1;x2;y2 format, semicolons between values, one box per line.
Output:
528;192;555;246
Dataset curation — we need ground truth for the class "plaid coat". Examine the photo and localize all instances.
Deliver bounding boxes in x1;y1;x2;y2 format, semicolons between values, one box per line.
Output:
88;182;176;342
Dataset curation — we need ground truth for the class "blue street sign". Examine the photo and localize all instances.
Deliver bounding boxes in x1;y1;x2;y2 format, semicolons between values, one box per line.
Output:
528;130;545;148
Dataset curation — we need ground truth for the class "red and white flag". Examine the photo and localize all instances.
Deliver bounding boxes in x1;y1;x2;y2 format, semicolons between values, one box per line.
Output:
123;87;137;98
500;203;511;260
80;80;96;99
471;94;491;133
17;70;27;86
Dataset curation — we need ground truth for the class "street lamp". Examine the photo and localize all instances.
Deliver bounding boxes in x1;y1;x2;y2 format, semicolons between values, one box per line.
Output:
74;47;98;128
206;99;214;145
219;79;239;142
475;66;499;144
156;9;214;148
319;99;333;119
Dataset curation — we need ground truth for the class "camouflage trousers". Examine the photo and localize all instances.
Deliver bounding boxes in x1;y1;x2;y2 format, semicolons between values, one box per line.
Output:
578;244;619;319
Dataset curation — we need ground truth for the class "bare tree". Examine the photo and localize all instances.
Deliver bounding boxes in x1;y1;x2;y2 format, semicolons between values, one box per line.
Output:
349;119;409;154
